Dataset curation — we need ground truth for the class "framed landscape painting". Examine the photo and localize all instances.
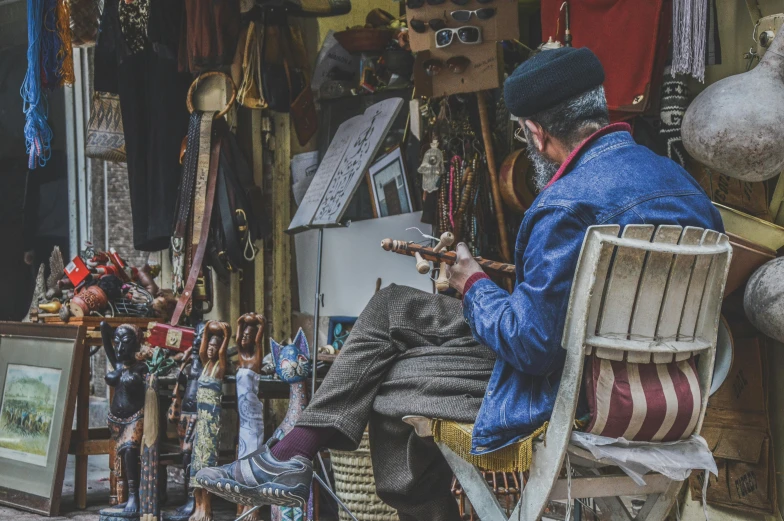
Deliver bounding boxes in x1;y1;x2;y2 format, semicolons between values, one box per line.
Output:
0;322;85;516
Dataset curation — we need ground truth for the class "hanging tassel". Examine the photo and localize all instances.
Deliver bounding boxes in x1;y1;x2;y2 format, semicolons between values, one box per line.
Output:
671;0;707;82
41;0;63;90
56;0;74;86
140;374;160;521
21;0;54;169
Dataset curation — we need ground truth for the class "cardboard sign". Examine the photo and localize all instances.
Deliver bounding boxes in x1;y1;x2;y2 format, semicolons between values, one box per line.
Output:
405;0;519;53
414;44;502;98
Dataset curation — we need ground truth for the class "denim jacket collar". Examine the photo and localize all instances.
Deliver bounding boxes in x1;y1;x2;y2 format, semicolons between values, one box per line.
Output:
543;122;633;190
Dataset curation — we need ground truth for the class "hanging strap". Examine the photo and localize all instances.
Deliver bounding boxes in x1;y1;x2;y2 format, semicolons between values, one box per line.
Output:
171;117;221;326
173;113;202;239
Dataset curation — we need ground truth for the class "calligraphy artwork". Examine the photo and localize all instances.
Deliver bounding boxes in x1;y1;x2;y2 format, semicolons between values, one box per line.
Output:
288;98;403;232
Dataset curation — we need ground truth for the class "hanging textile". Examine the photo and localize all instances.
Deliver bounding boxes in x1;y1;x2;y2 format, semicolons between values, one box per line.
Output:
671;0;707;81
22;0;54;169
56;0;75;85
540;0;671;119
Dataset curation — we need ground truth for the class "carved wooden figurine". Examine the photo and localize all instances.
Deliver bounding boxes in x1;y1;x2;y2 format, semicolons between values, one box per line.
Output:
99;322;149;521
190;321;230;521
164;324;206;521
235;312;266;521
270;329;313;521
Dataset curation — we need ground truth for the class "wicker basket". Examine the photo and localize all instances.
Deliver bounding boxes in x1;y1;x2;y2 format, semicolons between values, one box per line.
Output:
329;433;398;521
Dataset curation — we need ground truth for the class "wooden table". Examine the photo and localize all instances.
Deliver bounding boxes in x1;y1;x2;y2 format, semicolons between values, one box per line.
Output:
43;316;153;510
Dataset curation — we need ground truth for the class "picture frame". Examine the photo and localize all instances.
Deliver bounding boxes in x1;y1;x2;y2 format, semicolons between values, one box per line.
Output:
0;322;85;516
367;147;413;219
326;316;357;350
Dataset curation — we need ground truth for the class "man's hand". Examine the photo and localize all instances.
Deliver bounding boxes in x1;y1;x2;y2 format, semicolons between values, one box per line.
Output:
446;243;484;293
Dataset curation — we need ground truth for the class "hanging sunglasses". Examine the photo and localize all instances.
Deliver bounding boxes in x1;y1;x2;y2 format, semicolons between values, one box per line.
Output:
410;18;448;33
423;56;471;76
435;26;482;48
407;0;446;8
450;7;496;22
450;0;493;5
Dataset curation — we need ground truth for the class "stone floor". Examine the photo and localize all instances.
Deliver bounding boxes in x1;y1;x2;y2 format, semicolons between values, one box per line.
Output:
0;455;255;521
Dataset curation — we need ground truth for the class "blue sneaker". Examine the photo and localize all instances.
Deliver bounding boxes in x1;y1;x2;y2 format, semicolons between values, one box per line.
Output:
194;440;312;508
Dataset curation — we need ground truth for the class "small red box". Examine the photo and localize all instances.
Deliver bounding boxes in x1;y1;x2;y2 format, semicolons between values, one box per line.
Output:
65;257;90;286
145;323;195;353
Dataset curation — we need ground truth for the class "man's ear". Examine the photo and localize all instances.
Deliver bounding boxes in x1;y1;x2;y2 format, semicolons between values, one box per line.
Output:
524;120;545;152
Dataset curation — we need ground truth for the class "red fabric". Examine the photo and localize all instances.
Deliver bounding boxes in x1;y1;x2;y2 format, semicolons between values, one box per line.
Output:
540;0;671;117
584;355;701;442
543;122;632;190
463;272;490;295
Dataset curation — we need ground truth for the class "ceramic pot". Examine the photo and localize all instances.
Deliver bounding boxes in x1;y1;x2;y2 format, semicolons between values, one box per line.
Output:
682;28;784;181
744;257;784;343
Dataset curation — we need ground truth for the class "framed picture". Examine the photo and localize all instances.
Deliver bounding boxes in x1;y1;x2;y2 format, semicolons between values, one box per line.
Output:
367;147;413;218
0;322;85;516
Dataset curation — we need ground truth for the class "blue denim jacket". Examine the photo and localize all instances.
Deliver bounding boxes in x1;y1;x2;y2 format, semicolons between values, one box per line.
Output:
463;128;724;455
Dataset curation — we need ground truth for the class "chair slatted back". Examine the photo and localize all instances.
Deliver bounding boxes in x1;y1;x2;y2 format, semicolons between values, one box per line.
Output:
564;225;732;360
561;224;731;437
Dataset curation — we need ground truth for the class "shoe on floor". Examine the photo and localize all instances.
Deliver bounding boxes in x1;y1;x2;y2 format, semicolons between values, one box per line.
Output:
193;440;312;508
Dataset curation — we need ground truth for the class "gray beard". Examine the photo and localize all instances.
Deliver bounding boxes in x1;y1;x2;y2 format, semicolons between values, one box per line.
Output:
528;147;560;191
523;127;560;191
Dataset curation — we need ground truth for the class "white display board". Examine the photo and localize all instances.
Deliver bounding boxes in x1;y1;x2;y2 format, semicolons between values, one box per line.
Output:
295;212;433;317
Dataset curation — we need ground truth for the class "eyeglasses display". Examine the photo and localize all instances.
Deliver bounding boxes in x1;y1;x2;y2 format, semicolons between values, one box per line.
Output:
450;7;496;22
423;56;471;76
406;0;446;8
409;18;448;33
435;26;482;48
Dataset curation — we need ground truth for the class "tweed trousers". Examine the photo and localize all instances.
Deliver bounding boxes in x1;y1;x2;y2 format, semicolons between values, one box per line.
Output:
297;284;496;521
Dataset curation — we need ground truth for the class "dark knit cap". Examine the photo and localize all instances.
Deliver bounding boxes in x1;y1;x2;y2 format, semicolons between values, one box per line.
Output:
504;47;605;118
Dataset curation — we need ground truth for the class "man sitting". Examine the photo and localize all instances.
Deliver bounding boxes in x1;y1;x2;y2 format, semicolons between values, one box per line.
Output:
195;47;723;520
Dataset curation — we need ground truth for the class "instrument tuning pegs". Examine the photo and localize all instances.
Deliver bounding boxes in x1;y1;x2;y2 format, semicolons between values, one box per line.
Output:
415;252;431;274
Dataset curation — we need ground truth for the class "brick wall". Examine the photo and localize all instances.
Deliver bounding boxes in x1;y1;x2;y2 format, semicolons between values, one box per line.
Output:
88;158;148;398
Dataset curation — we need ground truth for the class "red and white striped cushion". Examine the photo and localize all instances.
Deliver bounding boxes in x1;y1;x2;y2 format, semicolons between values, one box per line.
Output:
584;356;702;442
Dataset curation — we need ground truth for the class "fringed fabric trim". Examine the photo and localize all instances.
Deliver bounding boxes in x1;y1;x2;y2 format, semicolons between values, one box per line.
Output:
432;421;549;473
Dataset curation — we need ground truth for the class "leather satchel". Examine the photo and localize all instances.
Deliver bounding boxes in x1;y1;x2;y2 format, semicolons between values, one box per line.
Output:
85;92;126;162
260;12;318;144
207;120;268;279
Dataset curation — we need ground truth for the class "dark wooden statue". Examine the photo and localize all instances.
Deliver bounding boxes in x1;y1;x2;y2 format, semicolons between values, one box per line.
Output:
100;322;148;520
190;321;229;521
165;324;206;521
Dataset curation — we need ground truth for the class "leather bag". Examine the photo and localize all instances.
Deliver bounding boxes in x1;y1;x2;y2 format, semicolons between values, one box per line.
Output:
85;92;127;162
68;0;101;46
260;11;318;144
207;119;268;280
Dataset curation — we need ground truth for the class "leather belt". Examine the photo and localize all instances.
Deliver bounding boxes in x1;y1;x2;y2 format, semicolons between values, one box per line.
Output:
173;113;201;239
171;113;220;325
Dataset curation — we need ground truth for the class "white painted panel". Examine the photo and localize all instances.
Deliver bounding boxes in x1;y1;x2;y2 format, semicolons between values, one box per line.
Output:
295;212;434;317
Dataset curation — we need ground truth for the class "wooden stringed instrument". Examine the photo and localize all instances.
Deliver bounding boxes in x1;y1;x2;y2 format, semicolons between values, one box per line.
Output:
380;239;516;279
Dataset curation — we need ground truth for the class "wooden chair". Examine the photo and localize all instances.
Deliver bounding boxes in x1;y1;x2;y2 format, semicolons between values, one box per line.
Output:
404;224;732;521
